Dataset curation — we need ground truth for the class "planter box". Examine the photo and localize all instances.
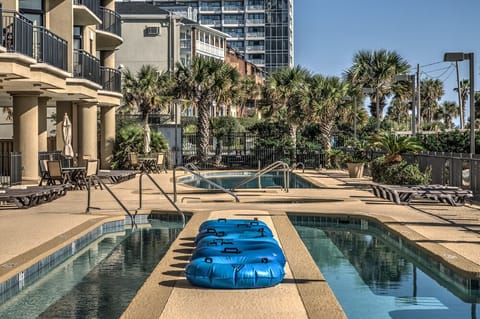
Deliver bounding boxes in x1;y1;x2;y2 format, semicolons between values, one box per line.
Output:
346;162;364;178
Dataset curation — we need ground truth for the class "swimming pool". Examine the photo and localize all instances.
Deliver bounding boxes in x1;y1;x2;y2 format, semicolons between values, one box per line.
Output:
179;171;318;189
0;215;185;319
290;215;479;319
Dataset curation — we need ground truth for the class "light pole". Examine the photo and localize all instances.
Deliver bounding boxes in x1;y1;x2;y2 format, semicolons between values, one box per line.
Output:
444;52;475;154
363;88;380;129
342;95;358;139
394;74;417;135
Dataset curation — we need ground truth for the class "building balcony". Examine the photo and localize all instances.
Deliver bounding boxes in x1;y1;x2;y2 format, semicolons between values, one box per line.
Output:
96;7;123;51
246;19;264;25
195;41;225;60
73;49;101;85
248;58;264;65
246;45;264;52
223;6;244;12
223;19;245;26
100;66;121;93
246;5;264;11
199;7;222;13
73;0;101;26
246;32;264;38
33;26;68;71
200;20;222;27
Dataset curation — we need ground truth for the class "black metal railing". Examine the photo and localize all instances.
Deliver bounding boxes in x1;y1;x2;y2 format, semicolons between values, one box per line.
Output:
98;6;121;37
74;0;100;18
0;152;22;186
100;66;121;92
1;10;33;57
73;49;101;85
33;26;68;71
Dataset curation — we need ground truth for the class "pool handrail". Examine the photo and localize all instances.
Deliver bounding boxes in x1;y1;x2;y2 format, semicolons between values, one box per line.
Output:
138;172;186;227
86;176;137;230
184;162;200;174
173;166;240;203
230;160;290;192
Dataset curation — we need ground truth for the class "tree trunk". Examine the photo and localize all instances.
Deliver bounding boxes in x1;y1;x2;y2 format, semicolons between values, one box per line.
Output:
197;101;210;166
319;119;334;167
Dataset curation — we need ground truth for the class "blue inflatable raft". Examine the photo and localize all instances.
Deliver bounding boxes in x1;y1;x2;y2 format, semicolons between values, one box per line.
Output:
194;227;273;244
185;256;285;289
191;243;286;266
199;218;268;232
196;237;279;249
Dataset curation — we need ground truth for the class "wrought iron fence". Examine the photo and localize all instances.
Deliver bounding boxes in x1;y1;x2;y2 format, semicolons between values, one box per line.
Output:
182;132;326;169
0;152;22;186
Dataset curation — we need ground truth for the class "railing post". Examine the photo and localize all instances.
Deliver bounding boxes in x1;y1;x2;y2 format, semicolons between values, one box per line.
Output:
139;172;143;209
173;166;177;203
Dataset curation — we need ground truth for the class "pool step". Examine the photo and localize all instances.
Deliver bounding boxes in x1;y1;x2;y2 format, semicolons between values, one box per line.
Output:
181;196;202;203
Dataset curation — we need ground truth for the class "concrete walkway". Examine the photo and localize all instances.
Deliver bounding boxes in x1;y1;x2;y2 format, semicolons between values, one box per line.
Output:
0;170;479;318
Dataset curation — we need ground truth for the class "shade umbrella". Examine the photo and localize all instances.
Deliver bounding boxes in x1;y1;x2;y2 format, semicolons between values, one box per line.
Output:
62;113;74;158
144;122;151;155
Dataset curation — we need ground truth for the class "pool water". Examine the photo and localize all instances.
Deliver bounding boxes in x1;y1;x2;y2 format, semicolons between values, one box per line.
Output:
293;219;479;319
180;171;317;189
0;220;183;319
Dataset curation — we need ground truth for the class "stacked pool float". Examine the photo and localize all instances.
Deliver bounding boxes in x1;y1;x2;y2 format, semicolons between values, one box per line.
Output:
185;218;286;289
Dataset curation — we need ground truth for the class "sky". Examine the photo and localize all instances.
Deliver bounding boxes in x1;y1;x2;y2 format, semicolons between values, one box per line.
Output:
294;0;480;118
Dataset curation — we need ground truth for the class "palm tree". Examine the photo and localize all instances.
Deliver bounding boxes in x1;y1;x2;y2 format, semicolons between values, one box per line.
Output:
122;65;166;125
369;131;423;164
438;101;458;129
309;75;349;155
261;66;310;155
175;57;239;165
345;49;410;122
420;78;444;125
237;77;261;117
454;79;469;129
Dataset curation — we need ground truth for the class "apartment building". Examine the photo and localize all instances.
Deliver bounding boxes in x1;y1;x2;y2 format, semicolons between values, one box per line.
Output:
120;0;294;74
116;1;229;74
0;0;123;181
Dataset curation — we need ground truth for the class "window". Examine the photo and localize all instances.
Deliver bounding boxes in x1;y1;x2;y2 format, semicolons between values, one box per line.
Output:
19;0;43;26
144;26;160;37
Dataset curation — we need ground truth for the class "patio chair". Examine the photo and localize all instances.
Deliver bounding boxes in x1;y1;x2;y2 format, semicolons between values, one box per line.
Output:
38;159;50;186
154;153;167;173
85;159;102;190
46;160;68;185
128;152;141;170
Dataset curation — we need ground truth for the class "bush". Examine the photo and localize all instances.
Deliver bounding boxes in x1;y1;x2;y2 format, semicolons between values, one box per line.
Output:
371;157;431;185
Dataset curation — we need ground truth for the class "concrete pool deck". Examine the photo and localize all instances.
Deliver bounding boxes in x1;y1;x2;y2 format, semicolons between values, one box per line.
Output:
0;170;479;318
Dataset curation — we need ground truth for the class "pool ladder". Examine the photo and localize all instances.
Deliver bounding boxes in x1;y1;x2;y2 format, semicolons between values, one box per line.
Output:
230;161;290;192
172;166;240;203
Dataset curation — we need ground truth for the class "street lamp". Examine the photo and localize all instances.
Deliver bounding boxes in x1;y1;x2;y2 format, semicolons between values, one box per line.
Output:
444;52;475;154
394;74;417;135
342;95;357;139
363;87;380;129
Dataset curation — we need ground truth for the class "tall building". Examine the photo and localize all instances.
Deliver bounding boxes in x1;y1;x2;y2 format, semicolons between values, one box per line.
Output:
0;0;123;181
119;0;294;74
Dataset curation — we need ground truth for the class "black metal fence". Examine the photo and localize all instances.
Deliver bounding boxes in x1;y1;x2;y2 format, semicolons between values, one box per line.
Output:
0;152;22;186
182;132;326;169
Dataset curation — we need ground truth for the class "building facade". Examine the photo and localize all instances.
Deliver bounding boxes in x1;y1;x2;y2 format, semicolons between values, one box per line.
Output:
0;0;123;181
118;0;294;74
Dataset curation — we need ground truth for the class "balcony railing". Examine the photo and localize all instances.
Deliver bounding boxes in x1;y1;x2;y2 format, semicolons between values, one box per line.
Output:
33;26;68;71
2;10;34;58
246;19;264;24
98;6;121;37
224;19;244;25
100;66;121;92
247;32;264;37
246;45;264;51
74;49;101;85
74;0;100;18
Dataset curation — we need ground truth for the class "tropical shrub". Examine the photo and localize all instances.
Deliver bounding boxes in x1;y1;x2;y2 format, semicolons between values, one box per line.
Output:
111;124;169;169
371;157;431;185
369;131;423;163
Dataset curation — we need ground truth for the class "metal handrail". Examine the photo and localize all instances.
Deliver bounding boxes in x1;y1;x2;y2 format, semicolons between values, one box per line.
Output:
230;161;290;192
173;166;240;203
138;172;185;227
290;162;305;173
184;162;200;173
86;176;137;230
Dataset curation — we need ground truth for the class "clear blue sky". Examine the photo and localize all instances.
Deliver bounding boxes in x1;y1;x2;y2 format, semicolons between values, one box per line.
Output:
294;0;480;115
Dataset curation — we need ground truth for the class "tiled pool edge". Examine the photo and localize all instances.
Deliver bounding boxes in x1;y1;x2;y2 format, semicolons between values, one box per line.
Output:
288;213;480;298
0;214;153;305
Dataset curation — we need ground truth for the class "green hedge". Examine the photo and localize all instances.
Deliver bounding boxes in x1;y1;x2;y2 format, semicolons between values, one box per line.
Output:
371;157;431;185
